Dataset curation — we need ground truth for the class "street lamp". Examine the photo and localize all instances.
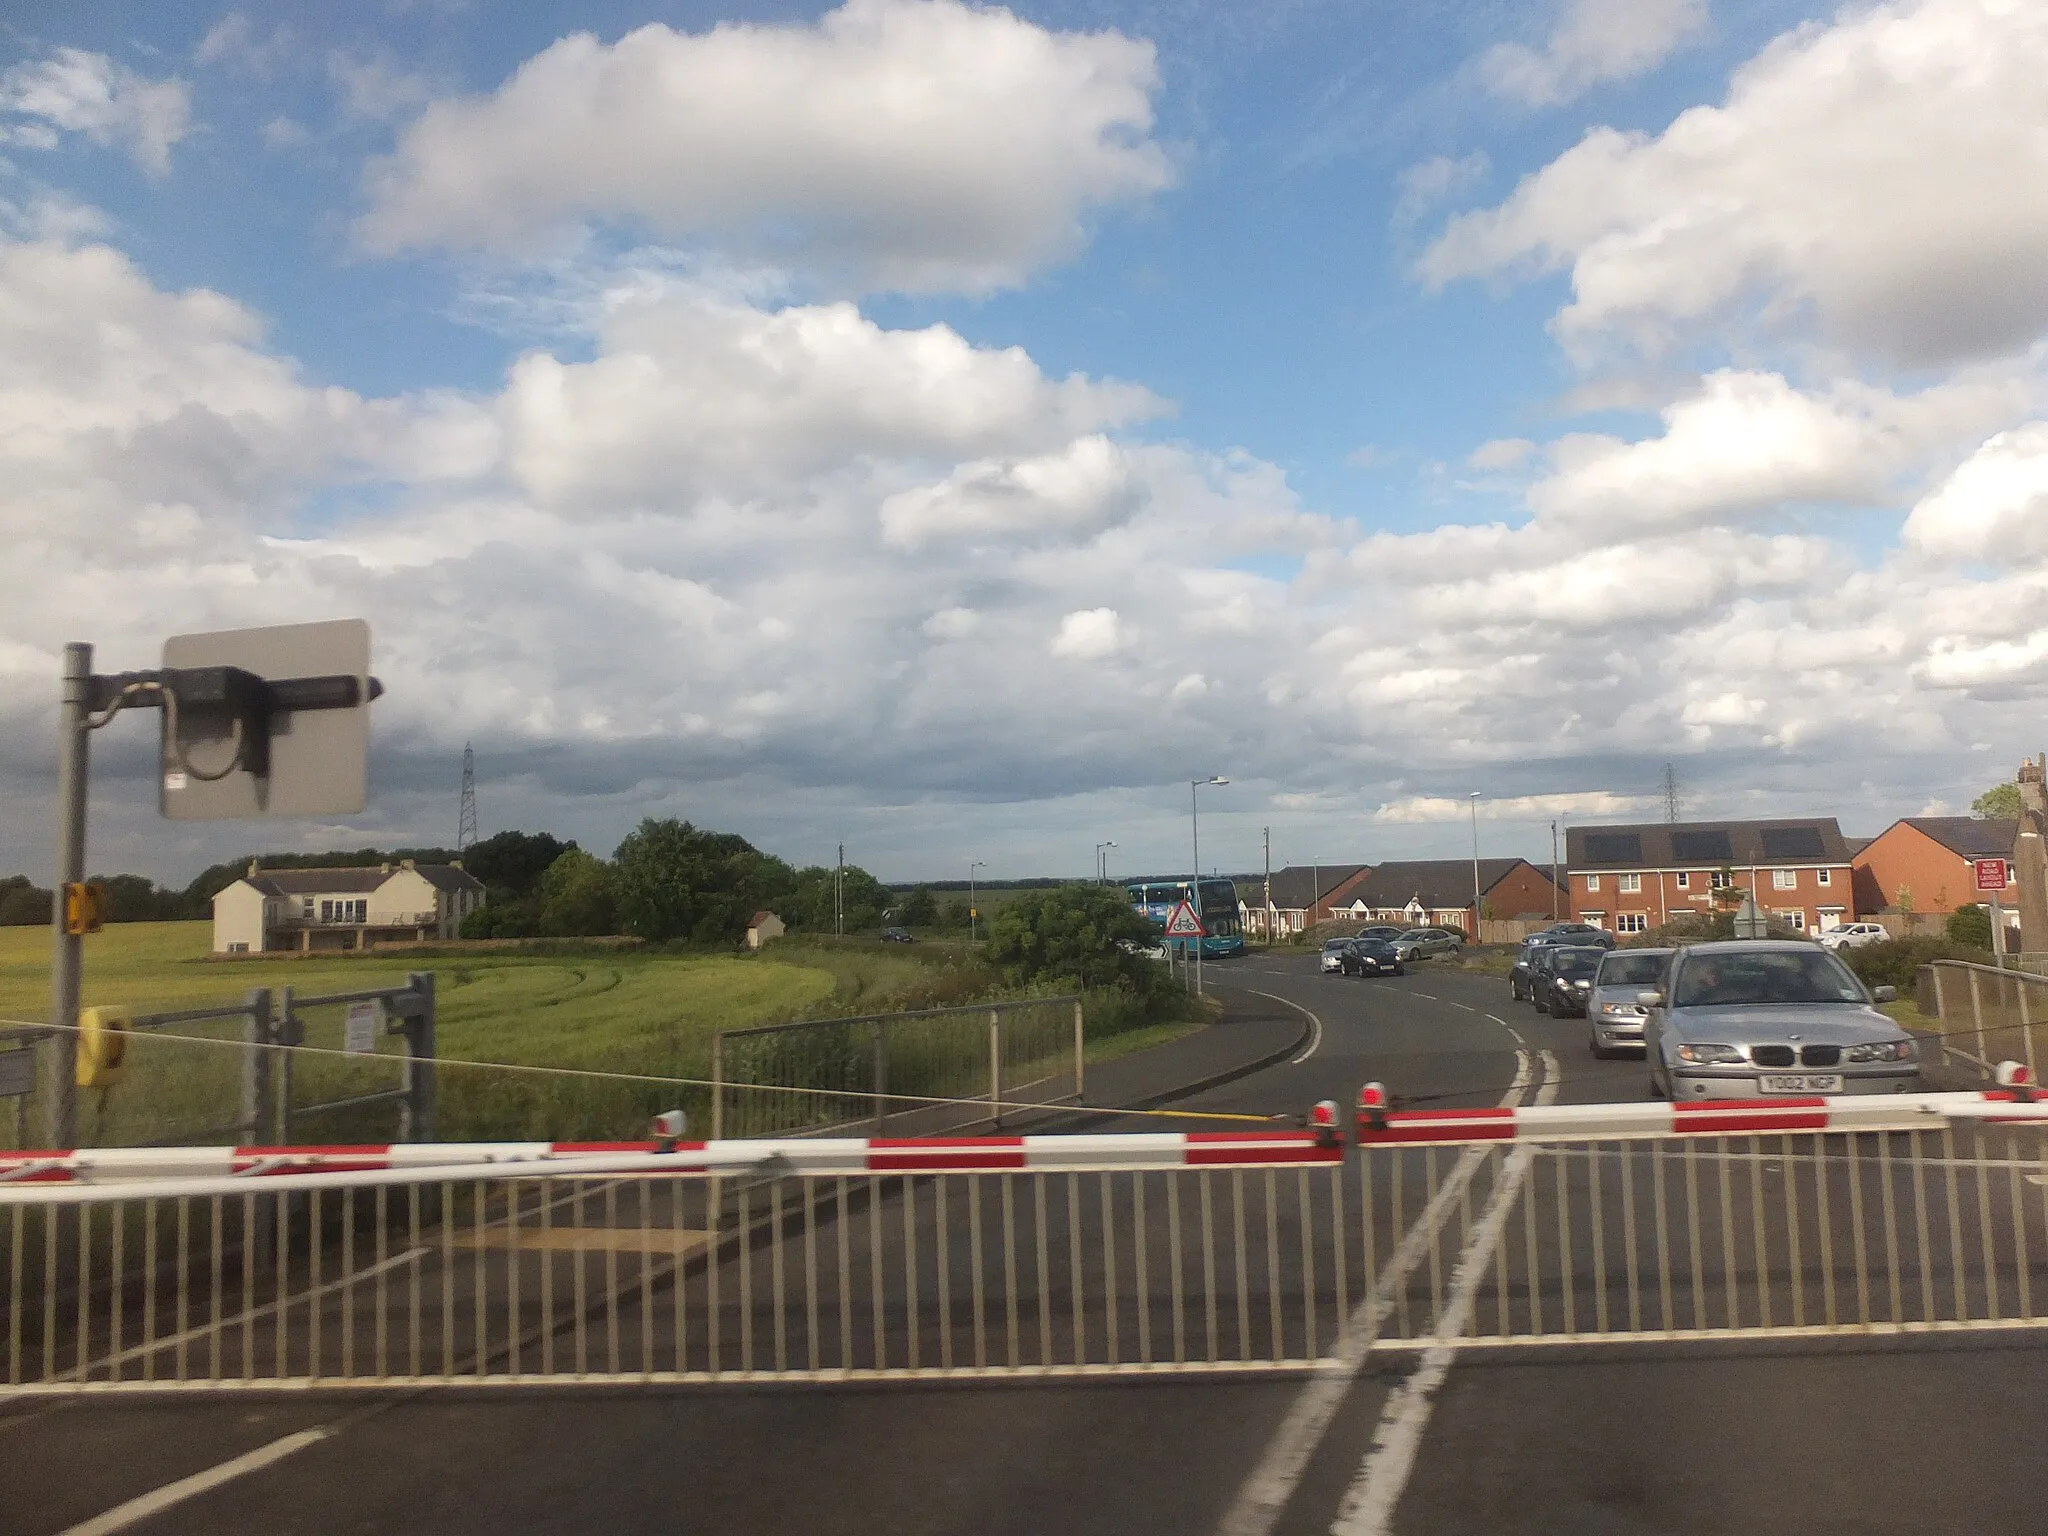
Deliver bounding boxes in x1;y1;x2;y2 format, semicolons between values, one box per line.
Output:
1469;792;1483;939
1191;777;1228;995
969;860;986;942
1095;840;1118;886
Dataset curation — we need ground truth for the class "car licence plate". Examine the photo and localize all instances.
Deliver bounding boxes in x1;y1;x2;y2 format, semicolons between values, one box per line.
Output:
1758;1073;1843;1095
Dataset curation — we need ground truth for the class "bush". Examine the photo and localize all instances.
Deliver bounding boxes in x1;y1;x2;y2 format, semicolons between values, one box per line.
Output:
1842;936;1990;994
1946;904;1993;950
985;884;1166;994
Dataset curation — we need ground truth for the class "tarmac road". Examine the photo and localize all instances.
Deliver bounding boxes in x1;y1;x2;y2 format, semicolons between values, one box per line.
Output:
12;952;2048;1536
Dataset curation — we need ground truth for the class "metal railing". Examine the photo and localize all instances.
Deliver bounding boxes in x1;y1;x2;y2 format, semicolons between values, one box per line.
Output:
710;997;1084;1139
2;975;436;1151
12;1098;2048;1394
1927;960;2048;1080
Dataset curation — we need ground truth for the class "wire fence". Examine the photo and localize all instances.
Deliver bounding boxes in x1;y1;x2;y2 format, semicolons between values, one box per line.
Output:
711;997;1085;1139
1927;961;2048;1081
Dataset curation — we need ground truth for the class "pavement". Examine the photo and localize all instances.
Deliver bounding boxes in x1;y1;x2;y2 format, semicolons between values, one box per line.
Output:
11;952;2048;1536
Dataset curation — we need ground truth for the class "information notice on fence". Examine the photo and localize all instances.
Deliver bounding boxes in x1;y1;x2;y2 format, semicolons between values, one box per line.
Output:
344;1000;382;1055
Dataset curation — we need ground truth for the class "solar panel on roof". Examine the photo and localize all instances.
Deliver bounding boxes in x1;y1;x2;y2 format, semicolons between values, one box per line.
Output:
1671;830;1734;862
1584;833;1643;864
1759;826;1826;859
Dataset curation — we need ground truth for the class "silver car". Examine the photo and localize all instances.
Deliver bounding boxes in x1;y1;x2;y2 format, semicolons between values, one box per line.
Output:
1395;927;1462;962
1643;941;1914;1100
1586;947;1672;1057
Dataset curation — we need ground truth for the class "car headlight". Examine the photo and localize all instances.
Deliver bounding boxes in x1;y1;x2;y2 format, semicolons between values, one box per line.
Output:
1600;1003;1643;1017
1847;1040;1917;1063
1677;1043;1745;1065
1572;979;1591;988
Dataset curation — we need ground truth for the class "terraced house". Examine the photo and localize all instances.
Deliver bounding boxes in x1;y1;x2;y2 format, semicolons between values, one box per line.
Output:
1565;819;1857;936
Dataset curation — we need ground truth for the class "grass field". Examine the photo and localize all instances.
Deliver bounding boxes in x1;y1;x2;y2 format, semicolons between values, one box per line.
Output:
0;923;1195;1145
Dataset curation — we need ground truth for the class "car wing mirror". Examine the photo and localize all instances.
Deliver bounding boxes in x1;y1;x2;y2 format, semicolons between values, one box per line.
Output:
1636;990;1665;1007
1873;985;1898;1003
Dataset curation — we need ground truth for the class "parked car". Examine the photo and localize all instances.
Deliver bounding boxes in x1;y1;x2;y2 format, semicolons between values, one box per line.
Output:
1320;938;1361;975
1520;942;1575;1005
1643;941;1915;1100
1355;924;1407;945
1396;927;1463;961
1533;946;1604;1016
1816;922;1887;951
1540;921;1618;950
1350;937;1405;976
880;926;916;943
1586;947;1673;1057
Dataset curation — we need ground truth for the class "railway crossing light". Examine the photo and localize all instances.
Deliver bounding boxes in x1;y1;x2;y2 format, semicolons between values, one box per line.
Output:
1308;1099;1342;1150
61;882;104;936
651;1109;688;1150
75;1006;132;1089
1996;1060;2035;1102
1356;1081;1390;1135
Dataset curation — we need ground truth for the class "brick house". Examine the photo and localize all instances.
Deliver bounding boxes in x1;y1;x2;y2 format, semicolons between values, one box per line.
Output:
1851;817;2016;919
1241;865;1371;937
1566;819;1856;936
1340;859;1562;933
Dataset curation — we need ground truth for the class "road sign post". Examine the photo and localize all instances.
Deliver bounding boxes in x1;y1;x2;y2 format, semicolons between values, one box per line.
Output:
1977;859;2010;968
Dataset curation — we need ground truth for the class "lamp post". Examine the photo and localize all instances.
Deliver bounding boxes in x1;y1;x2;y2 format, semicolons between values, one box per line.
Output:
1469;792;1483;940
969;860;985;942
1096;840;1118;886
1191;776;1228;995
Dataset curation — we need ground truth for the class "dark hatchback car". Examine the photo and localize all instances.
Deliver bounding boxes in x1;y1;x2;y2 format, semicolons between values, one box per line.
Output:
1534;946;1604;1016
1351;937;1405;976
880;927;916;943
1510;933;1568;1001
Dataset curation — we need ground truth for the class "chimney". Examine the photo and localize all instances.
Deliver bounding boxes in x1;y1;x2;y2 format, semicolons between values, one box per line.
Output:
400;858;415;871
2021;756;2048;818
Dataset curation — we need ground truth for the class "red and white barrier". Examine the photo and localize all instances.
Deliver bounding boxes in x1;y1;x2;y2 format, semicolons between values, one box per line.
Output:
0;1129;1341;1199
1353;1088;2048;1147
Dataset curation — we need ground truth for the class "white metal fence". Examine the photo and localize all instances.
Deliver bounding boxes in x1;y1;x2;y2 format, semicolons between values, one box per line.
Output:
11;1096;2048;1395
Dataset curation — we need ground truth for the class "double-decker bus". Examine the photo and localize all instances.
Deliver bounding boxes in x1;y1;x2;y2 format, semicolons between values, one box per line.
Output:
1126;877;1246;957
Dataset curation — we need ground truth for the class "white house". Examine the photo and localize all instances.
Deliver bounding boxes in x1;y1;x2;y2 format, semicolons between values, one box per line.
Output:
745;910;786;950
211;860;486;954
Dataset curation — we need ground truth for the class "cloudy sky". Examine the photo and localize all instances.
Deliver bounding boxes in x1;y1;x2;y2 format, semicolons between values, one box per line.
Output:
4;0;2046;887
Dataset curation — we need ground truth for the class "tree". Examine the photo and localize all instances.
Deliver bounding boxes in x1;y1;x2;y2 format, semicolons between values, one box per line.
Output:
985;884;1165;993
1947;903;1993;949
898;886;938;927
1973;782;2023;819
463;831;575;899
537;849;619;937
782;863;891;933
0;877;49;926
612;819;791;943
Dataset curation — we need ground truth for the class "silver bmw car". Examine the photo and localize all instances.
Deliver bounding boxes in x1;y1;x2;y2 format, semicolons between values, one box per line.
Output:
1643;941;1915;1100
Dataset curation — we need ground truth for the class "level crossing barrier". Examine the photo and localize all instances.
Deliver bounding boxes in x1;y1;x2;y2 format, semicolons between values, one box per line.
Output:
9;1083;2048;1394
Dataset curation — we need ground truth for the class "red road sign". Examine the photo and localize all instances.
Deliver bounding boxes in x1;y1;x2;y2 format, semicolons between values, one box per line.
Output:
1976;858;2010;892
1164;901;1206;937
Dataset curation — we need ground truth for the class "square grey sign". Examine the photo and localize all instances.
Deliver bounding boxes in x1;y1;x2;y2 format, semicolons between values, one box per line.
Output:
160;619;374;820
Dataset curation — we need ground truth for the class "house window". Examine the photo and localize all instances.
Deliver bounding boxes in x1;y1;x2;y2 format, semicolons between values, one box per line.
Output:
1618;873;1642;893
1675;872;1690;889
319;899;333;922
1816;869;1831;887
2006;862;2016;885
1585;875;1600;893
227;941;249;954
1772;869;1797;890
1774;909;1805;931
1710;870;1736;890
1616;912;1649;934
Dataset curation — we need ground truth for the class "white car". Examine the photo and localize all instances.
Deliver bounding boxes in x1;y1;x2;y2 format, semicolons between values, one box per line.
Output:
1817;922;1887;951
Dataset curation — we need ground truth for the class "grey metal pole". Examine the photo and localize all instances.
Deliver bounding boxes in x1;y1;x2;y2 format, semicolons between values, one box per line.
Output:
241;987;274;1142
401;971;436;1143
1191;780;1202;997
1469;792;1482;938
46;641;90;1147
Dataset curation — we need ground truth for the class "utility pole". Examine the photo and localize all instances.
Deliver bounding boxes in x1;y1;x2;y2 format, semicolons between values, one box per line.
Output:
46;642;91;1146
1469;792;1483;937
969;860;985;942
1262;825;1272;944
835;843;844;936
1662;763;1682;824
1550;819;1560;920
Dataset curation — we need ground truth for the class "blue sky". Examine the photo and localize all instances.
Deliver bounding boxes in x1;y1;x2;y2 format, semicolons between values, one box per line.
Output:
4;0;2047;886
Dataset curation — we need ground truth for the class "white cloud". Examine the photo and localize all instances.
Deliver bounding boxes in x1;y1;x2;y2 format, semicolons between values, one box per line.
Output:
196;14;295;75
879;436;1141;547
1903;423;2048;564
1425;0;2048;367
1391;151;1488;230
1373;791;1659;823
328;50;438;122
0;48;190;175
1050;608;1126;660
356;0;1172;295
1466;437;1533;472
1479;0;1705;107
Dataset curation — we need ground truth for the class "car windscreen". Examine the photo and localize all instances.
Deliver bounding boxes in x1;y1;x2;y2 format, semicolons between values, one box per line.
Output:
1598;952;1667;986
1553;951;1601;977
1354;939;1395;955
1672;949;1866;1008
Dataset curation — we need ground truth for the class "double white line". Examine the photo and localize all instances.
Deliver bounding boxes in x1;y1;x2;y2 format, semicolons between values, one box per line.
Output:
1216;1035;1560;1536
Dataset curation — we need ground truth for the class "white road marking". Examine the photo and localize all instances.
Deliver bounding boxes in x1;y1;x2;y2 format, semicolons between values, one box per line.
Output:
1331;1051;1561;1536
1213;1042;1541;1536
1243;989;1327;1065
59;1426;334;1536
